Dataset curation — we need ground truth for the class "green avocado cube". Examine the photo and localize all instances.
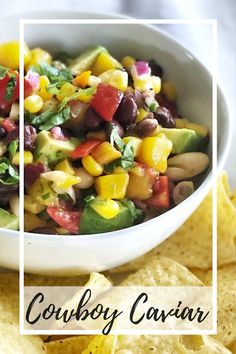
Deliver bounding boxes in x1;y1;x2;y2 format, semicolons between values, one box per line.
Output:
69;46;107;75
0;208;19;230
160;128;204;154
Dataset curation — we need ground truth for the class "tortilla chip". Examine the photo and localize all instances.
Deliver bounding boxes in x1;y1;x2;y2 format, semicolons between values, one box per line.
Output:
0;273;19;324
120;256;202;286
110;172;236;273
231;189;236;208
82;335;117;354
188;268;213;286
228;341;236;354
25;273;89;286
115;335;231;353
46;335;95;354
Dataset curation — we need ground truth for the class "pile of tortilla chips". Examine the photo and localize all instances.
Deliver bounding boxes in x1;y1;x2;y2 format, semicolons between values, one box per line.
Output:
0;171;236;353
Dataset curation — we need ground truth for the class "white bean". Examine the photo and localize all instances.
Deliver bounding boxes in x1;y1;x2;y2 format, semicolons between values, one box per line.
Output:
74;167;95;189
9;194;19;216
173;181;194;205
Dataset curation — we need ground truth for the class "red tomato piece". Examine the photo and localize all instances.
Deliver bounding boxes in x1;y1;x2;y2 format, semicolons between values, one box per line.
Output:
90;83;123;121
145;176;169;209
1;118;17;132
24;78;33;97
47;206;81;234
0;72;19;111
70;139;102;159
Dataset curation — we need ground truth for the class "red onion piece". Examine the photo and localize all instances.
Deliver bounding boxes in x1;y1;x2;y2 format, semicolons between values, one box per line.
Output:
24;163;45;187
51;126;69;141
135;61;151;76
25;70;40;91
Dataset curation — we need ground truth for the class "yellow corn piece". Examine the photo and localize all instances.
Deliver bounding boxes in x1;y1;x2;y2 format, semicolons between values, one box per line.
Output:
25;48;52;71
41;171;80;189
113;167;127;174
122;136;142;157
95;174;129;199
55;159;75;175
99;69;128;92
162;81;177;102
135;108;148;123
133;78;152;92
0;41;31;70
150;76;161;94
24;211;47;232
90;197;120;219
91;142;121;165
24;195;46;214
137;134;172;173
77;89;93;103
86;130;107;141
73;71;91;88
24;94;44;113
56;82;77;102
121;56;136;69
27;178;58;206
126;171;153;200
12;151;33;165
82;155;103;177
93;52;122;76
38;75;53;101
185;122;208;137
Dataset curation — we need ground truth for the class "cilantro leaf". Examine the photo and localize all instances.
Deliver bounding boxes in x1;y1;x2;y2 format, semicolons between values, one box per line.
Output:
0;158;19;185
120;199;143;221
0;65;8;80
30;63;73;87
38;106;71;131
5;77;17;101
8;140;19;155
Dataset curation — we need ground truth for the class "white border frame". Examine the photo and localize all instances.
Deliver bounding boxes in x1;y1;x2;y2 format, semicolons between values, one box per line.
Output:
19;18;217;335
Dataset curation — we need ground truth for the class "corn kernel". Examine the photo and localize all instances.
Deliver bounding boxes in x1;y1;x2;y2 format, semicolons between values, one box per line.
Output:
26;48;52;71
99;69;128;92
73;71;91;88
113;167;127;174
91;142;121;165
56;82;77;102
24;195;46;214
24;94;43;113
11;151;32;165
95;174;129;199
162;81;177;102
93;52;122;76
150;76;161;94
82;155;103;177
135;108;148;123
90;197;120;219
38;76;53;101
55;159;75;175
185;122;208;137
122;136;142;157
0;41;31;70
121;56;136;70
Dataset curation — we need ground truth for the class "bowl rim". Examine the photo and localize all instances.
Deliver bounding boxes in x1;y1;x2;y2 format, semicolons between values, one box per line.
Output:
0;10;231;241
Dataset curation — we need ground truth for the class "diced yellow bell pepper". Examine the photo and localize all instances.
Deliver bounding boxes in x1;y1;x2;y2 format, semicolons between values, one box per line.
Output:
0;41;31;70
77;89;94;103
73;71;91;88
82;155;103;177
113;167;127;174
137;134;172;173
162;81;177;102
90;197;120;219
41;171;80;189
185;122;208;137
122;136;142;157
95;174;129;199
56;82;77;102
121;56;136;69
99;69;128;92
25;47;52;71
12;151;33;165
24;195;46;214
135;108;148;123
27;178;58;206
24;211;47;232
38;75;53;101
92;52;122;76
126;171;153;200
55;159;75;175
86;130;107;141
91;142;121;165
133;78;152;92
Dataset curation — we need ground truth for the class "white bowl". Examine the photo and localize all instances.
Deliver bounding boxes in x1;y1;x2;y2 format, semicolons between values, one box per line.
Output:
0;11;231;275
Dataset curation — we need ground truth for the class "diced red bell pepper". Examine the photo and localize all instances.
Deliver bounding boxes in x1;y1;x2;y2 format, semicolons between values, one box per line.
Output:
145;176;169;209
70;139;102;159
1;118;17;132
90;83;123;121
24;78;33;98
47;206;81;234
0;72;19;111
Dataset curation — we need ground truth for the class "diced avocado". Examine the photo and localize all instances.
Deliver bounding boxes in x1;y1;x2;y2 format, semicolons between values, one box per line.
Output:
34;131;80;165
69;46;107;75
160;128;204;154
0;208;19;230
80;201;138;234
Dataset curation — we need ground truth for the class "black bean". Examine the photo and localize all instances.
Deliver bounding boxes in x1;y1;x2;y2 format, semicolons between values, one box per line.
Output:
0;127;6;139
154;106;176;128
84;107;104;131
116;94;138;127
149;59;163;78
136;118;158;137
24;125;37;151
4;127;19;144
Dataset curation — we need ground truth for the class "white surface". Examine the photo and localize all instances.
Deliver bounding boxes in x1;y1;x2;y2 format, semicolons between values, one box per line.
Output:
0;15;229;275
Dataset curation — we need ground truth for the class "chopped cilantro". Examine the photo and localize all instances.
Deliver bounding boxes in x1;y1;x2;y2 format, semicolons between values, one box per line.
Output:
42;192;50;200
0;157;19;185
5;77;17;101
0;65;8;80
8;139;19;155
